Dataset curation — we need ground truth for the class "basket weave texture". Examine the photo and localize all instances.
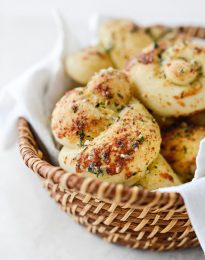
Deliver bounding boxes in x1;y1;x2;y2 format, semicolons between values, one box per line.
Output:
17;24;205;251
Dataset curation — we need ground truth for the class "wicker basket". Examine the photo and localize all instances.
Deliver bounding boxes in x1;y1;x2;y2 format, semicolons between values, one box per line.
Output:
17;25;205;251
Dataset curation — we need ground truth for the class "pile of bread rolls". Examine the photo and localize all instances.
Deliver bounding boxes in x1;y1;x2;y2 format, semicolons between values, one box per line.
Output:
51;19;205;190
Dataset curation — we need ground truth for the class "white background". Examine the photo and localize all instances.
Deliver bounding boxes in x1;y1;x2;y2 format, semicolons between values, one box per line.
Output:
1;0;205;259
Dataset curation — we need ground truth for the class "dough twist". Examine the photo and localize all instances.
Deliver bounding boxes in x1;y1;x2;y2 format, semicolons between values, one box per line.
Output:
99;19;153;69
127;41;205;117
162;123;205;182
52;69;181;188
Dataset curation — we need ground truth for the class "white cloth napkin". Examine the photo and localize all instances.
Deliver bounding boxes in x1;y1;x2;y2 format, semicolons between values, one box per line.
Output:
1;12;205;253
0;12;75;164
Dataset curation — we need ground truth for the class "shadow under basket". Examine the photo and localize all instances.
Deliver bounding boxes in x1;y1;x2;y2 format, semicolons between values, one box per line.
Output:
18;24;205;250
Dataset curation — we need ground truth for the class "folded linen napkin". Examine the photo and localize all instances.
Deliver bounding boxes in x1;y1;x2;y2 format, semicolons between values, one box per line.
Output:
0;11;75;164
1;12;205;253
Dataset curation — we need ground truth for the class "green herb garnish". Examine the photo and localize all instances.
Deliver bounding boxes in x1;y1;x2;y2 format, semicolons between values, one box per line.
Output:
138;134;145;143
183;145;188;154
78;130;85;146
88;163;103;177
117;93;123;99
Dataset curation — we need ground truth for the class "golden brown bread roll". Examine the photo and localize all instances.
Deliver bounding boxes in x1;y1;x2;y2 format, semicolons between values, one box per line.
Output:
161;123;205;182
58;98;161;186
127;40;205;117
52;68;181;189
65;46;113;84
51;68;131;148
140;154;181;190
99;19;153;69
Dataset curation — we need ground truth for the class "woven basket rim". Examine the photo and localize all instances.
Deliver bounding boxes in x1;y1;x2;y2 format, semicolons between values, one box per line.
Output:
18;117;186;208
